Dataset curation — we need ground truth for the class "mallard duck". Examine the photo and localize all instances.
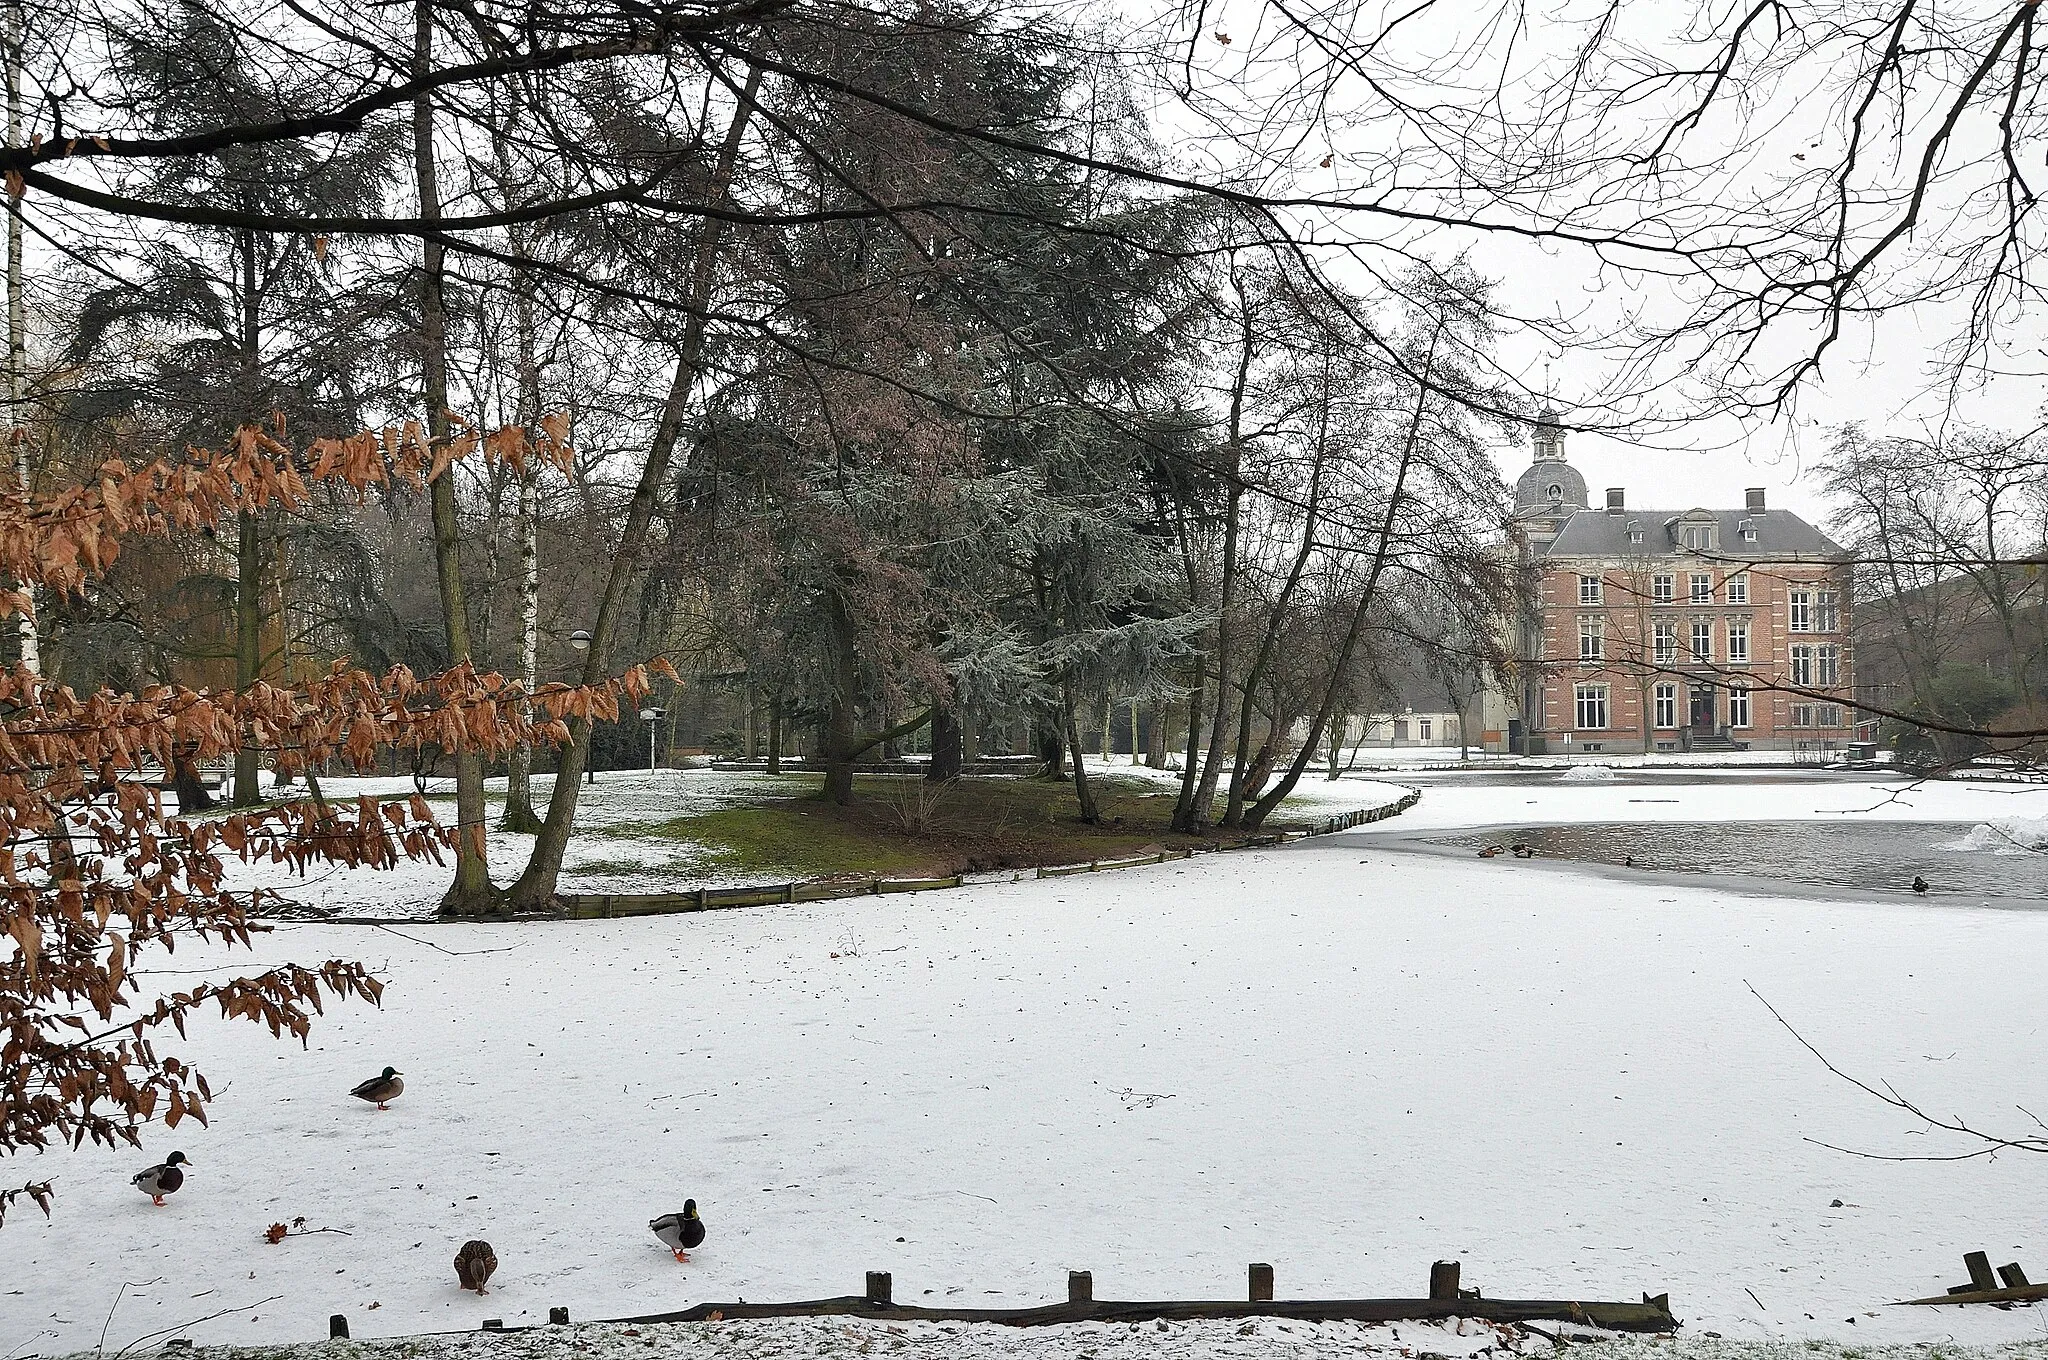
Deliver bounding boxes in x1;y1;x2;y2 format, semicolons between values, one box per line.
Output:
650;1201;706;1261
1511;843;1535;859
351;1067;404;1110
1477;845;1504;858
132;1151;190;1206
1912;875;1929;894
454;1239;497;1294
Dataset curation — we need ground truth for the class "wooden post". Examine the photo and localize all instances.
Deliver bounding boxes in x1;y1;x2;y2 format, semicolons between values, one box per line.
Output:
2000;1263;2032;1288
1430;1261;1461;1300
1069;1270;1093;1304
329;1316;349;1340
549;1307;570;1325
482;1319;504;1331
1965;1252;1998;1292
1249;1263;1274;1302
866;1271;892;1305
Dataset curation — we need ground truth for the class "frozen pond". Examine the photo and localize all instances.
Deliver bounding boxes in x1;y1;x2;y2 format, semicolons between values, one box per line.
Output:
1427;819;2048;901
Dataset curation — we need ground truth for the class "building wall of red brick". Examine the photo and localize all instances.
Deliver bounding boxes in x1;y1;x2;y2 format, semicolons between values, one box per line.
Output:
1529;556;1855;751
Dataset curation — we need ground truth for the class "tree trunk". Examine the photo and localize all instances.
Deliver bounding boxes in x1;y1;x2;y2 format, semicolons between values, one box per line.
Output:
1037;717;1066;779
229;226;264;808
1064;689;1099;823
499;188;544;834
928;703;963;782
821;592;859;804
1187;270;1258;828
765;690;783;774
501;462;543;832
169;746;215;814
4;0;36;677
415;1;501;915
505;66;760;913
1242;321;1443;831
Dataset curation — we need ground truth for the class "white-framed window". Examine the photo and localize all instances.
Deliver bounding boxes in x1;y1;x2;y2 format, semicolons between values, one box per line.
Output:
1691;620;1713;661
1575;683;1609;730
1790;643;1814;686
1728;685;1751;728
1579;574;1603;605
1654;683;1677;729
1418;718;1432;741
1580;616;1604;660
1739;522;1757;543
1652;573;1674;604
1629;530;1644;546
1726;621;1749;664
1653;621;1677;664
1816;590;1839;633
1790;589;1811;632
1690;572;1713;604
1681;523;1714;551
1726;572;1749;604
1789;702;1842;729
1817;643;1839;687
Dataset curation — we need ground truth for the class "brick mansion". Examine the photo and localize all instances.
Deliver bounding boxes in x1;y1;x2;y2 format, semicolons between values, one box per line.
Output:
1506;411;1857;754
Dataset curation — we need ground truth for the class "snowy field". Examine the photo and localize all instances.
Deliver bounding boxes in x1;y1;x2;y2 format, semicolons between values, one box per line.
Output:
6;769;2048;1359
1370;768;2033;834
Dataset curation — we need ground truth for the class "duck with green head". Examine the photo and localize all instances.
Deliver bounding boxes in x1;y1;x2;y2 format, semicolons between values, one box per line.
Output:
351;1067;404;1110
132;1151;190;1206
650;1201;705;1261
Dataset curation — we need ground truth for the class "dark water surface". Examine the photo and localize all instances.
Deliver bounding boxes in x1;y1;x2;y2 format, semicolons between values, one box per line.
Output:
1427;820;2048;901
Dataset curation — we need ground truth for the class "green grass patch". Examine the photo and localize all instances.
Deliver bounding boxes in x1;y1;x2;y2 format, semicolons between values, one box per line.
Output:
592;772;1329;883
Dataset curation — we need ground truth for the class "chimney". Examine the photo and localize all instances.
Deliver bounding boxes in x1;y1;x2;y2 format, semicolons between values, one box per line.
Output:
1745;487;1766;513
1605;488;1625;514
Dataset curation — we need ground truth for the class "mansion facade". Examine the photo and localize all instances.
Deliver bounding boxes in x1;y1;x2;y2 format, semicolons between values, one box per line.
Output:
1508;412;1857;754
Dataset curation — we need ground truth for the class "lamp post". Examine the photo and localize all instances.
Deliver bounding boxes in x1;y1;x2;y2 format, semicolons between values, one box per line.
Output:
639;707;665;773
568;630;593;782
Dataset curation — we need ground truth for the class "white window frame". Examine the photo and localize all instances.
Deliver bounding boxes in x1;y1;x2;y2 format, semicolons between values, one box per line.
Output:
1417;718;1432;742
1653;621;1677;664
1726;572;1749;605
1654;683;1677;729
1575;683;1610;730
1726;621;1749;664
1652;573;1674;604
1689;572;1713;604
1790;702;1815;728
1817;702;1843;728
1817;643;1839;687
1790;590;1811;632
1690;620;1713;661
1790;643;1814;687
1579;574;1603;605
1816;590;1839;633
1580;616;1604;661
1727;685;1751;728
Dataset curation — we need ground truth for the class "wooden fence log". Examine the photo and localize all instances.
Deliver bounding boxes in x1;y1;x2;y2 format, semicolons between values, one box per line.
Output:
866;1272;892;1305
1966;1252;1998;1292
2001;1264;2032;1288
1070;1271;1093;1304
1430;1262;1461;1300
1249;1264;1274;1302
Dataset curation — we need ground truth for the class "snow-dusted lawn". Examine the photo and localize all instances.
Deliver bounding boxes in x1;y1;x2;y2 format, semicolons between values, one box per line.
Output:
220;769;1417;920
7;785;2048;1357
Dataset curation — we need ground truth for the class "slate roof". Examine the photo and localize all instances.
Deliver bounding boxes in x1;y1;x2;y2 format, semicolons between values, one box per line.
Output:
1542;508;1848;560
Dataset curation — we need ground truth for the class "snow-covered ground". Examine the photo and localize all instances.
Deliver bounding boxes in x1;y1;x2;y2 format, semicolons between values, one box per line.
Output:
1366;769;2035;834
7;772;2048;1358
219;769;1415;920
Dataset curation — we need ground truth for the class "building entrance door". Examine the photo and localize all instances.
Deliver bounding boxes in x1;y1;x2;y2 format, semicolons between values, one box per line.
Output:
1689;685;1716;732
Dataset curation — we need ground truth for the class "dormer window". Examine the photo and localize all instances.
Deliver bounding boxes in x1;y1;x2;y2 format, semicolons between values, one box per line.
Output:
1547;483;1563;503
1680;523;1716;551
1738;517;1757;544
